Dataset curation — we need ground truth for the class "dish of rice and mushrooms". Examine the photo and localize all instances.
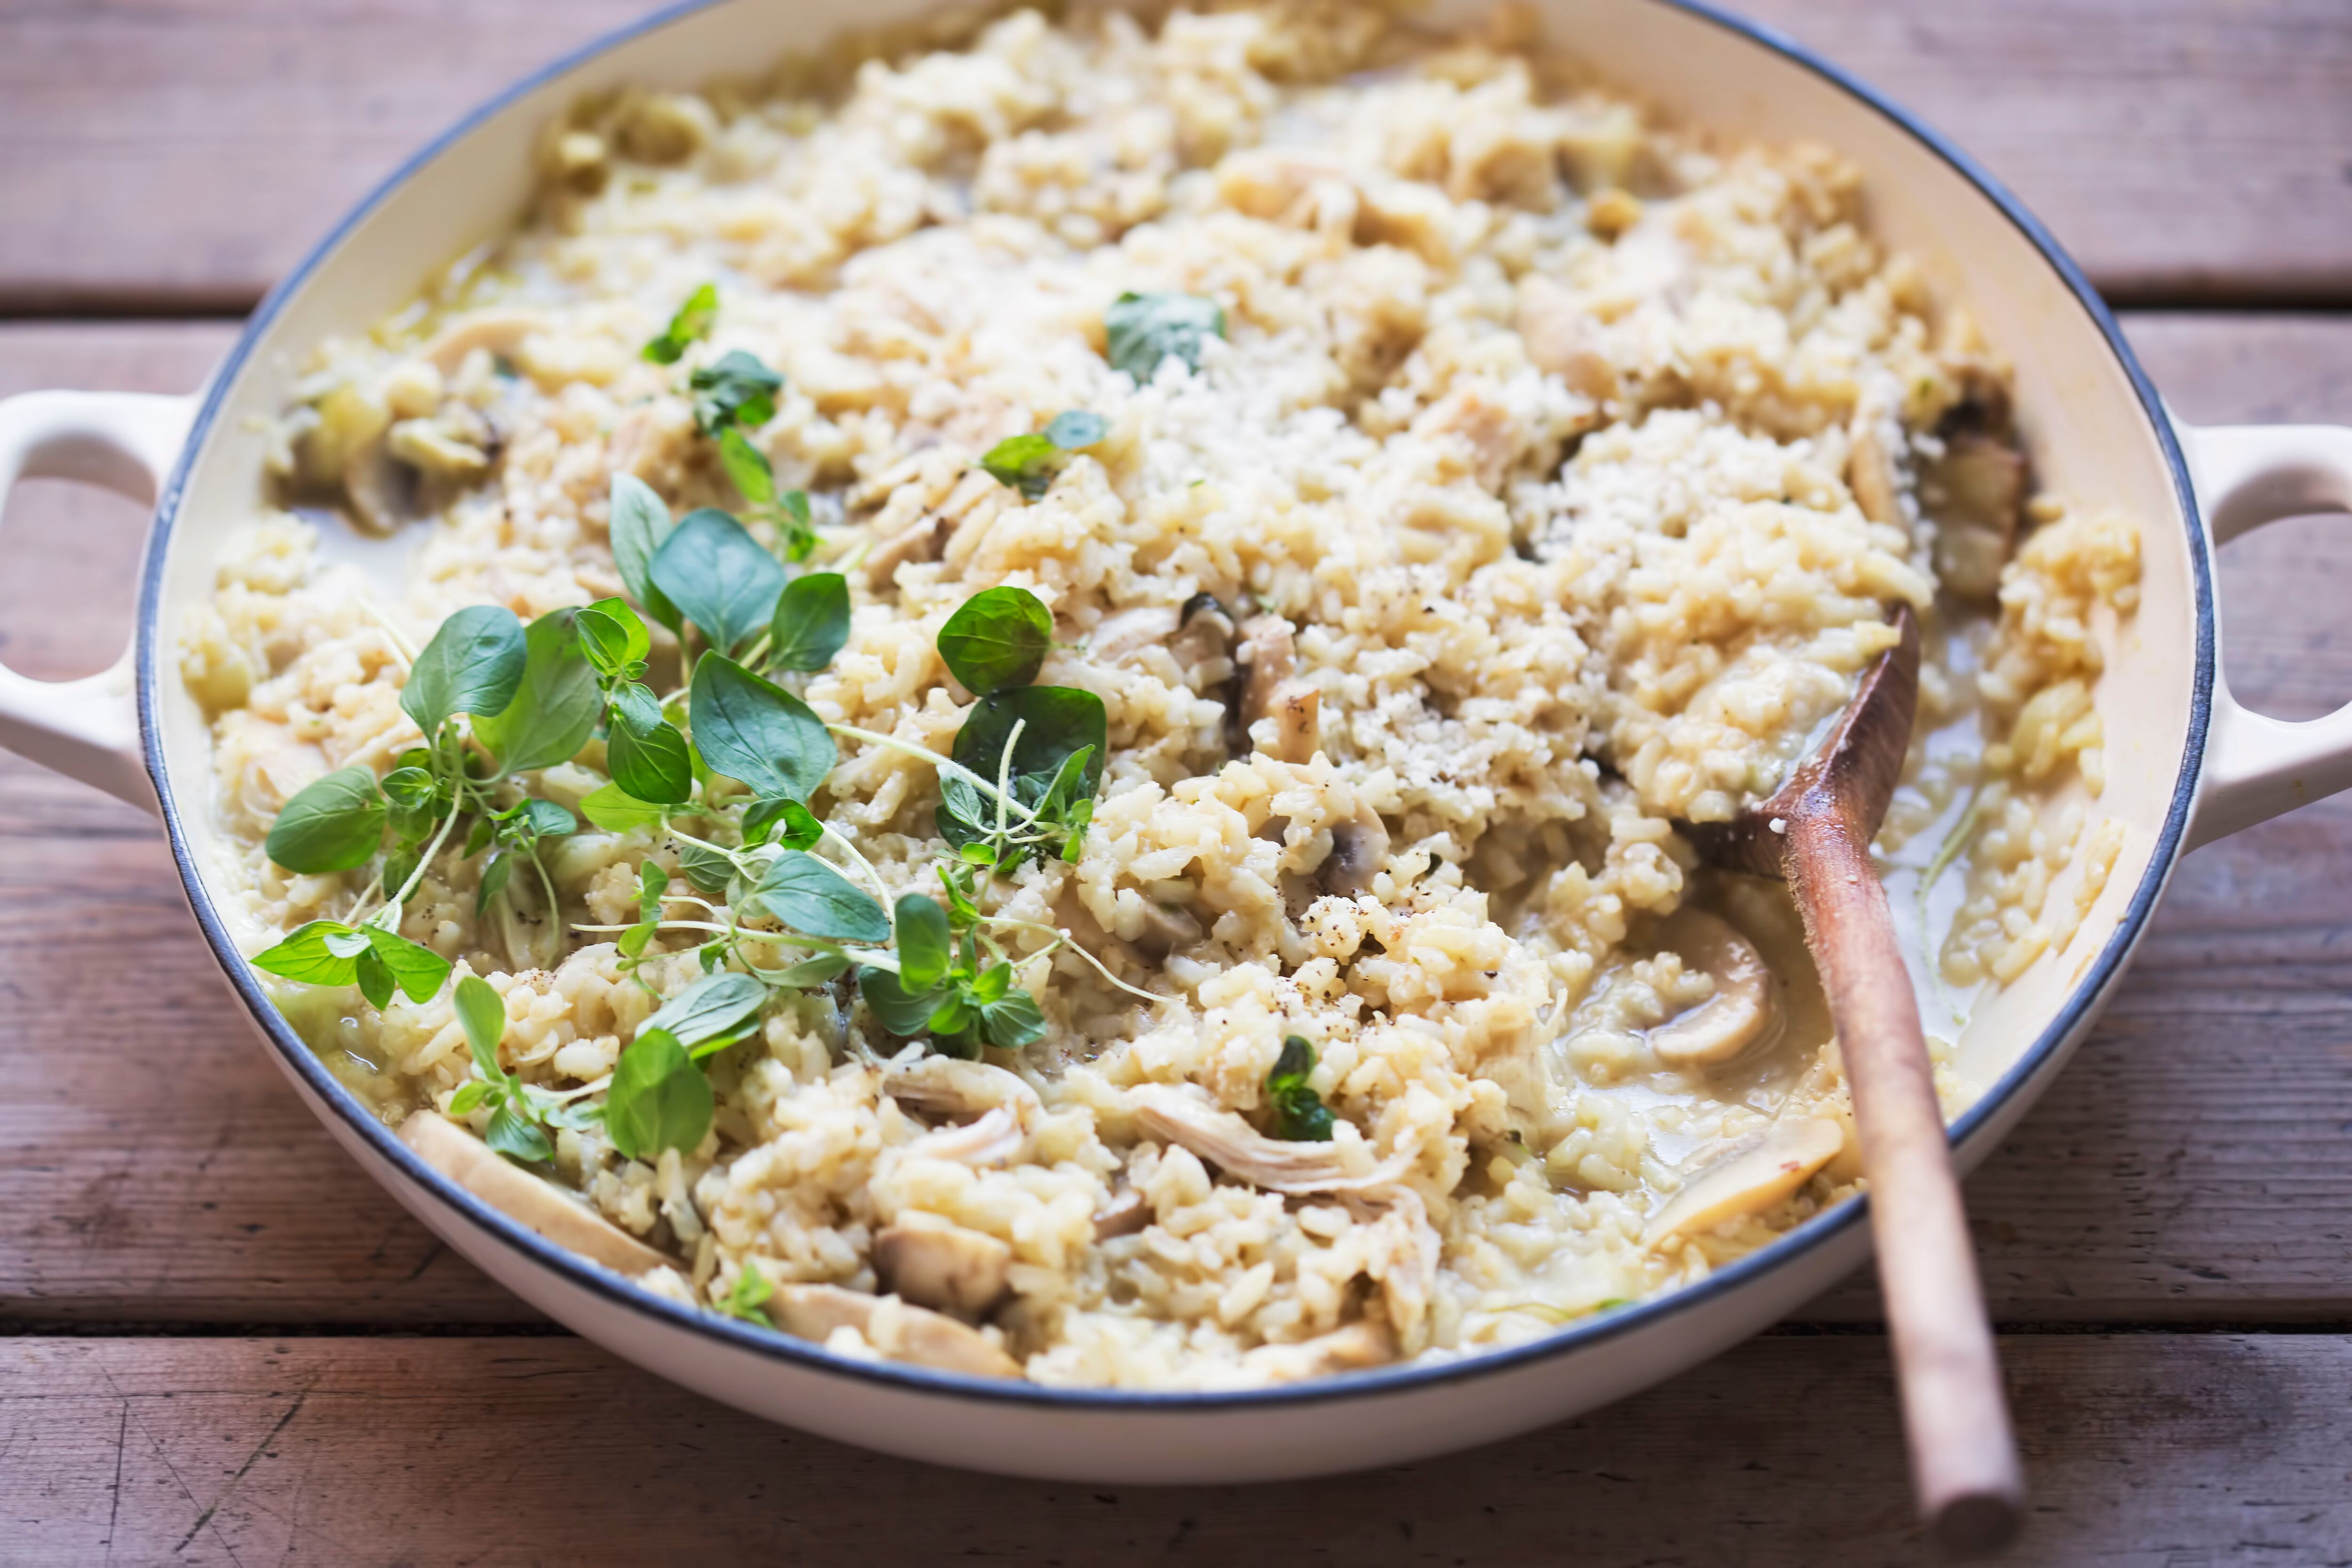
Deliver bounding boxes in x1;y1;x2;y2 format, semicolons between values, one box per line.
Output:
180;0;2142;1386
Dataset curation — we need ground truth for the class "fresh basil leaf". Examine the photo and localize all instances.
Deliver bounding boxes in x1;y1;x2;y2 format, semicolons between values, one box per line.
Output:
675;838;739;896
1044;410;1106;450
689;350;782;435
454;974;508;1079
463;813;497;860
769;572;850;673
895;895;952;991
607;684;694;805
578;597;651;682
637;860;669;923
643;281;717;365
965;961;1011;1004
1267;1034;1313;1096
937;585;1051;696
487;1103;555;1163
1267;1034;1335;1140
717;424;775;508
652;509;786;656
644;972;765;1051
476;850;513;916
618;921;656;959
1104;291;1225;381
687;653;835;802
605;1027;713;1160
475;609;602;774
951;685;1108;799
609;474;681;634
858;966;946;1037
770;952;850;988
355;947;396;1010
980;988;1048;1050
380;766;439;814
745;851;889;942
504;798;578;843
265;767;387;875
363;923;453;1004
400;604;527;736
978;432;1063;500
580;784;667;835
252;921;365;987
447;1079;493;1115
742;796;822;851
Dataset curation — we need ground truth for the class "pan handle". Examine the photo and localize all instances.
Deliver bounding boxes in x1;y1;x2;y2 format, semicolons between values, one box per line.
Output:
0;390;194;812
2180;421;2352;848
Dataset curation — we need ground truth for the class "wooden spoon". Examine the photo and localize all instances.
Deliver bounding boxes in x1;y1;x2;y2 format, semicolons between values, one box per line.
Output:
1692;605;2025;1556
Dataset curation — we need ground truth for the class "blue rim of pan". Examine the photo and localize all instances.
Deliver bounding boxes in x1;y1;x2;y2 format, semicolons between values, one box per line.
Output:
135;0;2210;1414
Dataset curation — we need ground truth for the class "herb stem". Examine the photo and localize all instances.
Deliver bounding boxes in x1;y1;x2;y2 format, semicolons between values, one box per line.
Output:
826;724;1042;826
980;915;1167;1004
818;821;891;907
382;796;465;918
355;599;421;666
994;717;1025;843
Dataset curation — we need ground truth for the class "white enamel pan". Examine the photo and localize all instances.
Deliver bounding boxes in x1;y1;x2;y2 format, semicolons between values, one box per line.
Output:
5;0;2351;1484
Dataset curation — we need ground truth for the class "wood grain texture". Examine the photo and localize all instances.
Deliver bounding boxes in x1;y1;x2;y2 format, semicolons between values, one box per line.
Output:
6;314;2352;1331
6;1334;2352;1566
0;1;2348;309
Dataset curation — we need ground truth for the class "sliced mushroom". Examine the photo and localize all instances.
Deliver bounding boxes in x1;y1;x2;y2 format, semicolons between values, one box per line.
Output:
902;1105;1026;1168
1086;605;1181;664
341;435;423;533
874;1214;1013;1316
1126;902;1203;962
1847;405;1907;528
1922;429;2025;601
1641;1116;1846;1244
765;1283;1022;1379
1235;614;1303;759
1270;679;1321;764
1171;593;1238;678
862;513;950;589
1240;1320;1397;1383
882;1057;1041;1122
420;309;549;377
1315;799;1390;898
1128;1083;1406;1194
1646;908;1777;1068
1090;1188;1151;1240
398;1109;670;1276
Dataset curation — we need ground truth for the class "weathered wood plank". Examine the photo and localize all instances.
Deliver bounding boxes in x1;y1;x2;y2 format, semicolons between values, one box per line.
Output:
5;1333;2350;1566
0;2;2348;309
2;316;2351;1329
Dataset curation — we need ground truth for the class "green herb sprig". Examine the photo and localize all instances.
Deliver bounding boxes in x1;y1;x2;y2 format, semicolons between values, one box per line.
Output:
1104;291;1225;381
643;282;718;365
1265;1035;1335;1142
980;410;1106;501
445;973;601;1162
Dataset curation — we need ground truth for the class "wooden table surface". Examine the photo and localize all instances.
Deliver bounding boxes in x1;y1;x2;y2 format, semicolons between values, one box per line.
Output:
4;3;2352;1562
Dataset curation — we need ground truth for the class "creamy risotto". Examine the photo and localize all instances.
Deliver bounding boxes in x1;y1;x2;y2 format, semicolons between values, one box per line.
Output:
180;0;2141;1388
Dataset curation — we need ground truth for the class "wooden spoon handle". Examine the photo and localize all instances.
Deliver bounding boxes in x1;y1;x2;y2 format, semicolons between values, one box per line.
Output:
1784;807;2025;1556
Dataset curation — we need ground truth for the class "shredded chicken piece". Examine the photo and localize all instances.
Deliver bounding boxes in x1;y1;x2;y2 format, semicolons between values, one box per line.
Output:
765;1283;1022;1378
398;1110;669;1276
1128;1083;1408;1194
